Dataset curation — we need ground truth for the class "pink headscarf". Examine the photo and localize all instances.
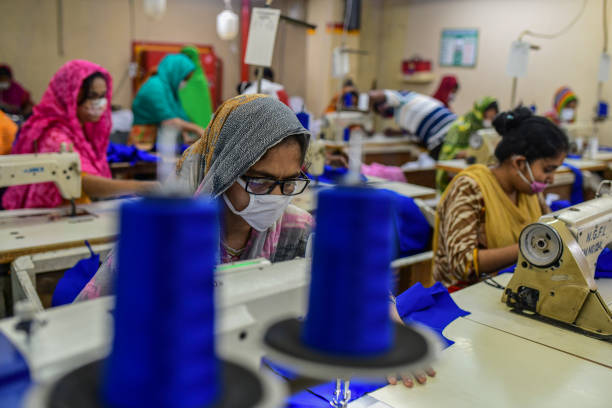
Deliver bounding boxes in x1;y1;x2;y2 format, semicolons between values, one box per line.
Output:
432;75;458;109
3;60;113;209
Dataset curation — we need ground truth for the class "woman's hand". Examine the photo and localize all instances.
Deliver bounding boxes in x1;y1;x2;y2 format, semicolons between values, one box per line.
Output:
134;180;161;195
386;368;436;388
388;303;437;387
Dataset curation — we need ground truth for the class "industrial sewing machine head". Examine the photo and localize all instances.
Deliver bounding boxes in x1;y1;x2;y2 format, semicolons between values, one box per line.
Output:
322;111;373;142
465;128;500;165
0;143;81;214
502;181;612;339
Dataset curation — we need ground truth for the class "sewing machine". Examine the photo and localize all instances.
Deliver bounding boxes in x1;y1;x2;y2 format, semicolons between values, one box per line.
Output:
502;182;612;339
305;138;326;177
322;111;373;142
559;121;602;158
0;257;310;388
0;144;82;214
465;128;500;165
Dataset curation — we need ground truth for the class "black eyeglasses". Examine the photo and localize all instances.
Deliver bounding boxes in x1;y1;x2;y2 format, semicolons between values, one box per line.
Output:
241;173;310;196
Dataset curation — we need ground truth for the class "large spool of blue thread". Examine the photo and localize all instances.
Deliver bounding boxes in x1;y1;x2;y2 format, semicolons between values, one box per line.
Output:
301;186;395;355
103;197;220;408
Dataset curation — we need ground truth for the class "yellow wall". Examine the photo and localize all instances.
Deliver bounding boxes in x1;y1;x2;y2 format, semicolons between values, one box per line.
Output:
362;0;612;143
0;0;307;108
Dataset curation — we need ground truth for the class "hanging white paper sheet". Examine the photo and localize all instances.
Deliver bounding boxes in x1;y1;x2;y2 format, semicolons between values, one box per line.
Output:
506;41;530;78
244;7;281;67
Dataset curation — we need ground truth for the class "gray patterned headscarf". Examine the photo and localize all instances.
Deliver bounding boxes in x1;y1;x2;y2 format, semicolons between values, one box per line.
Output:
176;94;309;197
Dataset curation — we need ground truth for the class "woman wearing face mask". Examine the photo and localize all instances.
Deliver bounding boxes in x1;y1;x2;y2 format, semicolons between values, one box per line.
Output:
544;86;578;125
435;97;499;192
432;75;459;110
433;107;569;291
76;94;314;300
77;94;437;388
129;54;206;150
0;64;34;117
2;60;158;210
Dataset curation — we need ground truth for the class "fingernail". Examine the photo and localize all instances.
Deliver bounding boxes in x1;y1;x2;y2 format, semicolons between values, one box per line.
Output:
403;379;414;388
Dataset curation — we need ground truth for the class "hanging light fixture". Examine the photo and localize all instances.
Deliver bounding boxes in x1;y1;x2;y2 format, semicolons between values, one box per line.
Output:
143;0;166;20
217;0;239;40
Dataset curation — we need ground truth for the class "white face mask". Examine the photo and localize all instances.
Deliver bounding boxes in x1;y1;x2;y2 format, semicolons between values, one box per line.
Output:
222;178;293;232
448;93;456;102
0;81;10;90
86;97;107;117
482;119;492;128
560;108;575;122
179;80;188;90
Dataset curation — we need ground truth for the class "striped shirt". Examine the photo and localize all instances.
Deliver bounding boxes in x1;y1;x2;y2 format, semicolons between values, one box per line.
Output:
384;90;457;151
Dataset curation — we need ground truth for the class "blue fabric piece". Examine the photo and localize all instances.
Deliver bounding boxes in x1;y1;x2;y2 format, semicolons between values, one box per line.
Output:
264;358;384;408
561;163;583;205
498;264;516;274
287;380;385;408
305;165;366;184
550;200;571;212
296;111;310;130
0;332;31;408
395;282;470;347
52;241;100;307
387;191;432;257
566;154;581;159
595;247;612;279
107;142;158;165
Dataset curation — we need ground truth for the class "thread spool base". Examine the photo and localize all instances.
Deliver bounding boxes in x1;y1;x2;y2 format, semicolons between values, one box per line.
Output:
263;318;437;380
41;358;276;408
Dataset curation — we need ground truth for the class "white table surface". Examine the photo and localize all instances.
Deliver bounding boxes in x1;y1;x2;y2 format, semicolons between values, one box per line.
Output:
368;317;612;408
450;274;612;368
0;200;122;262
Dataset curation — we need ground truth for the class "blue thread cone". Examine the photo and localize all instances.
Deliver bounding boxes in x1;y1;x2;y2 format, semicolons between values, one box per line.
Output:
103;197;220;408
302;186;395;355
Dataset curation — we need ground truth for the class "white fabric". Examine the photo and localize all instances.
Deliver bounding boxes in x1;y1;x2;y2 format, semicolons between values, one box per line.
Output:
242;78;285;100
110;109;134;133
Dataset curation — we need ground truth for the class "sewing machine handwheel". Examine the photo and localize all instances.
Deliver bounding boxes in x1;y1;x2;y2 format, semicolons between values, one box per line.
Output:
469;132;483;149
519;223;563;268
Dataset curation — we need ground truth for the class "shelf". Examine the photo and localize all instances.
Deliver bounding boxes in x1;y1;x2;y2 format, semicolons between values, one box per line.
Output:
399;72;436;84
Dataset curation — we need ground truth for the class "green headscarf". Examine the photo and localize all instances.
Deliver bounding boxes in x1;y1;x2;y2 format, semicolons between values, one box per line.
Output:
436;96;497;192
179;46;214;128
132;54;195;125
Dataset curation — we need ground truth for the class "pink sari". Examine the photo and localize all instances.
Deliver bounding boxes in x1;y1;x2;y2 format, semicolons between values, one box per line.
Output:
3;60;113;209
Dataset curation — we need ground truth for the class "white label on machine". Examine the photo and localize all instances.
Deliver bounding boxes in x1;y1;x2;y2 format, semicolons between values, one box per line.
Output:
598;52;610;82
244;7;281;67
506;41;530;78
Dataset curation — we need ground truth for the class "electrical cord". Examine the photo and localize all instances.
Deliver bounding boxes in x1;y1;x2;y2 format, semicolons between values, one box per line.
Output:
483;278;505;290
518;0;588;41
113;0;136;103
604;0;609;53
